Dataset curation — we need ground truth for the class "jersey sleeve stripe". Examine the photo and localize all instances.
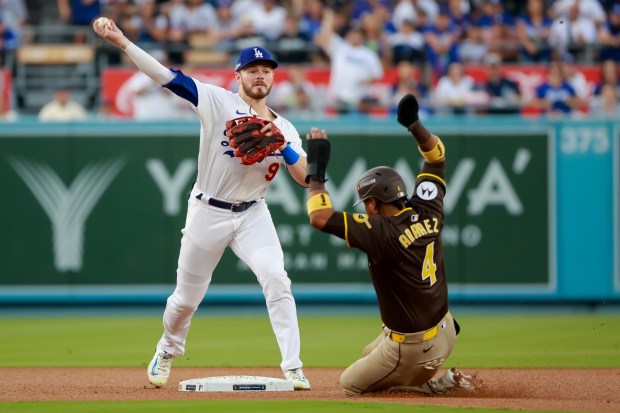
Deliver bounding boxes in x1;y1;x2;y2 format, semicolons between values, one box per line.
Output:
163;68;199;107
343;211;350;247
417;173;446;187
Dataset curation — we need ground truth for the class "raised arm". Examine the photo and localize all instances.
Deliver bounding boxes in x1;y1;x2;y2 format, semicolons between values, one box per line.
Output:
314;8;336;55
397;94;444;161
305;128;332;230
92;18;174;86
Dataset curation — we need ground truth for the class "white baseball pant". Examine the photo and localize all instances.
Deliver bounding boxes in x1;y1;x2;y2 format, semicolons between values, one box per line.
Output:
156;196;303;371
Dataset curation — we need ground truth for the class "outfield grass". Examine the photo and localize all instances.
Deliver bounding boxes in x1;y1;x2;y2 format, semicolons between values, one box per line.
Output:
0;314;618;368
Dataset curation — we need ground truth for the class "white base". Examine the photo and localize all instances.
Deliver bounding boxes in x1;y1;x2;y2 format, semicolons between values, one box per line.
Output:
178;375;294;392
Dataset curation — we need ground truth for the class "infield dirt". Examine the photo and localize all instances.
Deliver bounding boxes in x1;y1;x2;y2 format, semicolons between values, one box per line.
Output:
0;367;618;412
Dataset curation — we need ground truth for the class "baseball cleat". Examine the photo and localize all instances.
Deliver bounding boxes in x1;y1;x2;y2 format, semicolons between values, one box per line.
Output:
426;368;479;395
147;349;175;388
449;368;479;392
284;368;311;390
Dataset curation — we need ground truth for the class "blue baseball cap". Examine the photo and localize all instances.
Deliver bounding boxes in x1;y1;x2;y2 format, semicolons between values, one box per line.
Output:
235;46;279;72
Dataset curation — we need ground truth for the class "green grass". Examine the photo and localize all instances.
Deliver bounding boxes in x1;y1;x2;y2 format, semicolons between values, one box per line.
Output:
0;314;618;368
0;400;573;413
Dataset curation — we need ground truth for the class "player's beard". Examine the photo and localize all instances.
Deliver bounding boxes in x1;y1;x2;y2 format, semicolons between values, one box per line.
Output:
241;81;272;100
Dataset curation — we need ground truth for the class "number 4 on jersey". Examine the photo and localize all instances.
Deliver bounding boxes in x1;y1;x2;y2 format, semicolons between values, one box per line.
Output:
422;241;437;286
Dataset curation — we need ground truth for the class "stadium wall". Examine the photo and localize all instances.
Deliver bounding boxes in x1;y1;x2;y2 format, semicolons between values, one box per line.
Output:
0;116;617;304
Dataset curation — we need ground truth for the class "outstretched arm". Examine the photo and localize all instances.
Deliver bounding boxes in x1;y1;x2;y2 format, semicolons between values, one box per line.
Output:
93;18;174;86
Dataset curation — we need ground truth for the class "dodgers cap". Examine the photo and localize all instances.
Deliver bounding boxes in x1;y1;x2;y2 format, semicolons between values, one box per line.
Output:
235;46;279;72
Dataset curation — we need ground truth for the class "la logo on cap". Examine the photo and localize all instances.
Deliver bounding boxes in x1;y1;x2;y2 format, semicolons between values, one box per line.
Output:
254;48;263;58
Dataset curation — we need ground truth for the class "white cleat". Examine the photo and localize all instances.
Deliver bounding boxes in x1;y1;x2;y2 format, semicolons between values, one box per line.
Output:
284;368;311;390
427;368;479;395
147;349;175;388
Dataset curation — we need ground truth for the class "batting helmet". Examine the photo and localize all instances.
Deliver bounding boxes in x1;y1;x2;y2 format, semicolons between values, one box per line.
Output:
354;166;407;206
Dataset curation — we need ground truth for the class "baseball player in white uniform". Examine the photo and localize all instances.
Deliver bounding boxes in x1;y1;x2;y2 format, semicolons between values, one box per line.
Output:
93;18;311;390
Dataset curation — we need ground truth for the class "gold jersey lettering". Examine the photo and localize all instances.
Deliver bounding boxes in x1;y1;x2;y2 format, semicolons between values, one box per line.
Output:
404;228;415;242
416;222;428;236
399;235;412;248
424;219;433;233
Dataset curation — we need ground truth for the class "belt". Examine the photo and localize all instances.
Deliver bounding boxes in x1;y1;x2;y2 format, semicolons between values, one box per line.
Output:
384;311;451;344
196;193;257;212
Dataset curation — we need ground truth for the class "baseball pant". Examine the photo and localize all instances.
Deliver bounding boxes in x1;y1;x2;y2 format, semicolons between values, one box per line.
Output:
340;313;456;396
156;196;303;371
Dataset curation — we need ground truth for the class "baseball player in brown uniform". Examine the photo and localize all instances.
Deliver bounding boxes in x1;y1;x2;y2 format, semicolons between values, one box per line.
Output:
304;94;478;396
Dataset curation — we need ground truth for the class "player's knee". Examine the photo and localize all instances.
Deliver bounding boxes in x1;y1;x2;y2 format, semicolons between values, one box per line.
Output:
167;294;198;315
339;371;364;396
262;275;292;302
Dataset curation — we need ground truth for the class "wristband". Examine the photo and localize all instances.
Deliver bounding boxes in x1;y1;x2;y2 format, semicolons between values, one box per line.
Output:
418;137;445;163
307;193;332;215
280;143;300;165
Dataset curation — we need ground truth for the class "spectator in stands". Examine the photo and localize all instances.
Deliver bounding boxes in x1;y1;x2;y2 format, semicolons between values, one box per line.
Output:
424;9;460;74
274;14;312;64
590;59;620;116
315;7;384;113
57;0;101;26
458;24;488;64
0;0;27;61
165;0;218;63
137;0;170;46
273;64;323;117
551;0;606;28
560;52;589;98
392;0;439;30
299;0;324;40
599;4;620;62
432;61;475;114
483;52;522;114
360;9;393;66
209;0;254;51
116;2;143;43
231;0;261;28
446;0;471;39
549;0;598;60
594;59;620;97
169;0;218;35
38;89;87;122
516;0;552;62
349;0;392;26
389;18;425;64
388;60;429;115
474;0;518;61
252;0;287;41
530;60;584;115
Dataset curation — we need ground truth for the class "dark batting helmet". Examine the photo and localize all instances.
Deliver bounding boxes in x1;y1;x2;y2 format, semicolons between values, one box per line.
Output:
354;166;407;206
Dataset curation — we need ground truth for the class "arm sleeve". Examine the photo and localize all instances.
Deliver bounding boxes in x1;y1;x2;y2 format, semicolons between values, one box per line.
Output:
124;43;175;85
163;68;199;107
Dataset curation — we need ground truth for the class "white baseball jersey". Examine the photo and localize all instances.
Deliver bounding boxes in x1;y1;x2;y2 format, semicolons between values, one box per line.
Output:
164;69;307;203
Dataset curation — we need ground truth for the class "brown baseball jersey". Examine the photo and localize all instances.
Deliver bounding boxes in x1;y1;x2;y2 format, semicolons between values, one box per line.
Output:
322;161;448;333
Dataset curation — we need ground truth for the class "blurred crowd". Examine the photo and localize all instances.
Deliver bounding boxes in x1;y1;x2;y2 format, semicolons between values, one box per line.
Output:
2;0;620;119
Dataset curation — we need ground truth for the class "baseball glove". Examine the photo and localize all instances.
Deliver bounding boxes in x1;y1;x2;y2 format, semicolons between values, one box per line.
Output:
225;116;285;165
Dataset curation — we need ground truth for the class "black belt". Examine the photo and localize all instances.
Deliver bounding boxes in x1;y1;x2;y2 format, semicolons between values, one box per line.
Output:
196;193;256;212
